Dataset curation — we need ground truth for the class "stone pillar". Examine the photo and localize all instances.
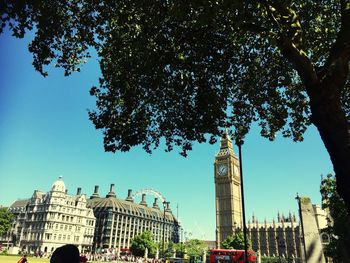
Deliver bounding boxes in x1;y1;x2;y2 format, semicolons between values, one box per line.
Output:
136;217;141;237
113;214;120;248
290;221;298;259
255;219;260;252
299;197;326;263
264;220;269;256
122;217;128;248
257;250;261;263
127;216;132;248
117;216;124;253
109;213;115;248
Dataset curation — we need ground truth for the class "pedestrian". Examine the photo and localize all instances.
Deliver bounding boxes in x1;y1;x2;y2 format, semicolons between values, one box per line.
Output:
50;244;80;263
17;254;28;263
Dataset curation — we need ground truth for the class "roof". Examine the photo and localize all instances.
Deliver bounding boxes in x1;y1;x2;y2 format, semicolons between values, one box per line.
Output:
10;199;30;208
32;190;45;199
87;197;177;222
51;176;66;192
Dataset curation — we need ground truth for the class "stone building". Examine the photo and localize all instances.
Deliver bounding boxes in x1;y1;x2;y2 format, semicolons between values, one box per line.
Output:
214;130;243;247
87;184;180;255
8;177;96;254
1;200;28;247
245;213;302;259
213;131;328;261
213;132;300;258
6;177;180;255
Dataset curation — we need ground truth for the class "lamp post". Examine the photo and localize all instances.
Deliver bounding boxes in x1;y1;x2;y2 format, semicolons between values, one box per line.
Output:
162;201;169;260
237;142;248;263
181;227;184;258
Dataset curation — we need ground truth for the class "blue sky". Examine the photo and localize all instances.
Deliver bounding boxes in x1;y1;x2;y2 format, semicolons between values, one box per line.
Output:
0;30;333;240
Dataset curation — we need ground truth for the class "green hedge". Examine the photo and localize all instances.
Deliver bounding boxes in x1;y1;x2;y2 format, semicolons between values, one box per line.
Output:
261;256;288;263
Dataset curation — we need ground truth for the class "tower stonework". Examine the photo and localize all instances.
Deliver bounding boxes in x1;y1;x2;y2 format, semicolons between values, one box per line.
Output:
214;131;242;248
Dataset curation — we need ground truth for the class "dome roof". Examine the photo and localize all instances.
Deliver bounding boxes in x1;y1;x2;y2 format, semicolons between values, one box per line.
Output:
51;176;66;193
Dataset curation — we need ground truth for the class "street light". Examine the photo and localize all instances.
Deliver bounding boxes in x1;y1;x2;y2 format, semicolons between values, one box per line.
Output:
180;227;184;258
237;142;248;263
162;201;169;260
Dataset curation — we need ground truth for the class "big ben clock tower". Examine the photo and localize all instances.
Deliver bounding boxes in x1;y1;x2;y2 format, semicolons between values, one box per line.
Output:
214;130;242;248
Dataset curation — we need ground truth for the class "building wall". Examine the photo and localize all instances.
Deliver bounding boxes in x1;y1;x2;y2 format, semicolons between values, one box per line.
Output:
7;179;180;256
87;185;180;255
244;214;302;260
2;200;28;246
212;132;327;262
214;131;242;247
8;177;96;254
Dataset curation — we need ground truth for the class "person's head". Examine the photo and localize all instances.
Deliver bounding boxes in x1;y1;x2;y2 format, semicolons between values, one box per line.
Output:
50;245;80;263
23;255;27;258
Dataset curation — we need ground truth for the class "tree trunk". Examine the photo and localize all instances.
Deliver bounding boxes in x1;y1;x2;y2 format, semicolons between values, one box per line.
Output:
309;82;350;214
310;82;350;263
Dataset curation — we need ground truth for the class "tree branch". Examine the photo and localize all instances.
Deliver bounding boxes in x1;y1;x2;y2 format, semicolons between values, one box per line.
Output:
323;0;350;87
277;36;318;89
239;22;269;34
260;0;319;90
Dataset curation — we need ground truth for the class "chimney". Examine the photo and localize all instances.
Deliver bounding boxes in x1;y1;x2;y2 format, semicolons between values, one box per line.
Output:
65;189;68;194
126;189;134;202
165;201;171;212
106;184;116;198
77;187;82;195
90;185;100;199
153;198;160;209
140;194;147;206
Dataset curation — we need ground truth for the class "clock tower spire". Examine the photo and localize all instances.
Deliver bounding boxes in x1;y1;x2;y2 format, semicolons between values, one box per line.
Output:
214;129;243;248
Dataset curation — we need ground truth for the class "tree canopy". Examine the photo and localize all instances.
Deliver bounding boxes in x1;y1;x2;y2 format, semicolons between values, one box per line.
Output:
221;232;251;250
183;239;207;258
320;174;350;262
0;208;13;236
1;1;350;211
130;231;157;257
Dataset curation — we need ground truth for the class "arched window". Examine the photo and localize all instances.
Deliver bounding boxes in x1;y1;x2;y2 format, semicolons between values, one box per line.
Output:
321;233;330;244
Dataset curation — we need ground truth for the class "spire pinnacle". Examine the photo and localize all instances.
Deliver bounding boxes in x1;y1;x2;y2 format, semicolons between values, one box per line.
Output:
216;129;235;157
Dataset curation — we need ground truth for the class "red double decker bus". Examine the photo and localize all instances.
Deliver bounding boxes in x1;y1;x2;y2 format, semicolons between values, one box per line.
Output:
208;249;257;263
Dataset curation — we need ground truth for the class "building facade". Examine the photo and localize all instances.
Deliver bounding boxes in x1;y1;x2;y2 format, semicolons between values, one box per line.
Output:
213;131;328;261
2;200;28;247
6;178;180;256
214;131;243;247
87;184;180;255
213;132;302;258
245;213;302;259
8;177;96;254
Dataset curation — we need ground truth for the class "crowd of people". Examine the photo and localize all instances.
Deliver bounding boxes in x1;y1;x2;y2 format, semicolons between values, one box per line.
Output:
18;245;81;263
17;245;167;263
83;253;163;263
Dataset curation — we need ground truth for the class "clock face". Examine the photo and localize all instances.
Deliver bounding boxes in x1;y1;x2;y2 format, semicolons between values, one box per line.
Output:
217;164;228;176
